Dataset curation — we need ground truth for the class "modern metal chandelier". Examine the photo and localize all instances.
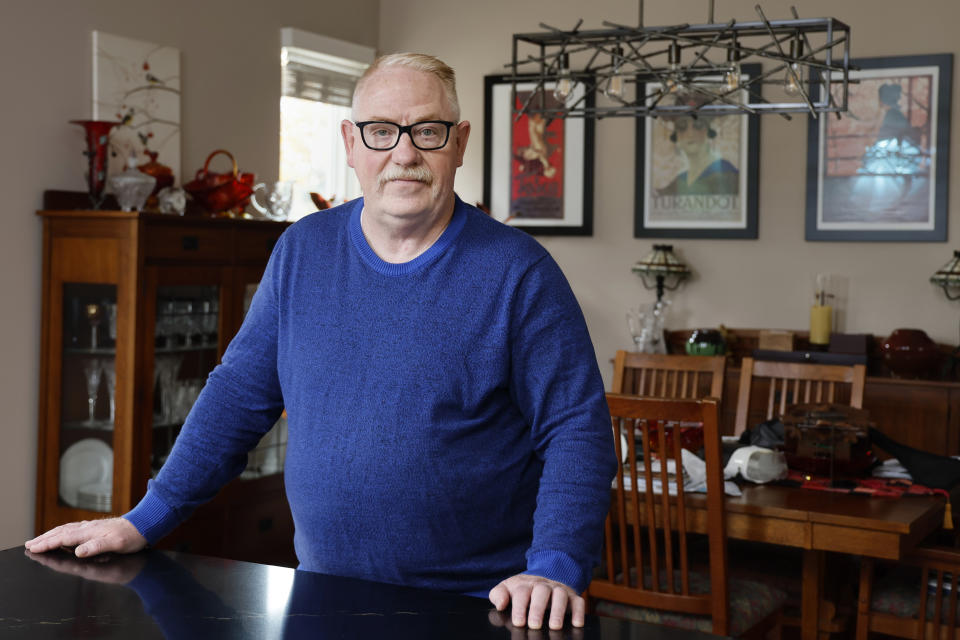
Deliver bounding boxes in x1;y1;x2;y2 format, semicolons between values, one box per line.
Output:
506;0;854;120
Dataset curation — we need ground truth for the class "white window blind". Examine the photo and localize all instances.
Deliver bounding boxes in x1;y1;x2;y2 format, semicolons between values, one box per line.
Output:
278;29;374;220
281;47;367;107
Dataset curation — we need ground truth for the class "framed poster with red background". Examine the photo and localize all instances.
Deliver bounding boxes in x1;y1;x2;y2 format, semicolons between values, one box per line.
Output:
483;74;595;235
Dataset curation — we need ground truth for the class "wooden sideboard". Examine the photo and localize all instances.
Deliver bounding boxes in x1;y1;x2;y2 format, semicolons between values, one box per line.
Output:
664;328;960;456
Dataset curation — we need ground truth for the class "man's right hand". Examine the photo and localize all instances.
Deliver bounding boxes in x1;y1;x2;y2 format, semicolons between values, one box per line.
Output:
25;517;147;558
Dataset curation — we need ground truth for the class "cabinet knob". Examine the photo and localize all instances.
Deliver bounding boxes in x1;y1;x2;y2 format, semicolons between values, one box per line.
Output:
181;235;199;251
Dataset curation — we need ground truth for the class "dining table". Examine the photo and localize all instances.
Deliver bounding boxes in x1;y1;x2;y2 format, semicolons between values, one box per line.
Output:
659;482;951;640
0;545;730;639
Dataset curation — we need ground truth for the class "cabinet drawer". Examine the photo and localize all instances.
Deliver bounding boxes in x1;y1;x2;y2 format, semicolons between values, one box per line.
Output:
144;226;231;262
235;227;285;263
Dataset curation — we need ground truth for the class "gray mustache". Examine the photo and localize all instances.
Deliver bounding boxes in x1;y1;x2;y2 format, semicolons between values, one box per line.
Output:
378;166;434;189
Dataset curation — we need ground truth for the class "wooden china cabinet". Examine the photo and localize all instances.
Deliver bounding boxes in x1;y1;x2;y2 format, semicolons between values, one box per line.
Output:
35;209;297;567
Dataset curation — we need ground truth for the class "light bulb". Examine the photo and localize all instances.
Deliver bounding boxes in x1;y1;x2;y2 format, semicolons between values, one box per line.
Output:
723;41;741;94
723;61;741;93
662;42;682;95
784;63;802;96
604;47;625;99
605;73;625;99
553;53;573;102
783;38;803;97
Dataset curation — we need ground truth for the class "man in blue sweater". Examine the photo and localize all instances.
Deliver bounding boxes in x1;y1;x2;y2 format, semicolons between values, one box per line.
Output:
27;53;616;631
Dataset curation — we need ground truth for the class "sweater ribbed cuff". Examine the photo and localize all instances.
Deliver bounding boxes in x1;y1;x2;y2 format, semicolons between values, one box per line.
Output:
123;490;180;545
525;550;588;594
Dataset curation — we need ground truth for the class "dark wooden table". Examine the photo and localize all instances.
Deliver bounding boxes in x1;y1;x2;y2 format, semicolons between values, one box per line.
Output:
0;546;729;639
623;482;949;640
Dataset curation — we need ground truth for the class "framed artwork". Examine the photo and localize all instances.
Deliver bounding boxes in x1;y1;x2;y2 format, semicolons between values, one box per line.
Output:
483;74;595;235
93;31;181;181
805;54;952;242
634;64;761;239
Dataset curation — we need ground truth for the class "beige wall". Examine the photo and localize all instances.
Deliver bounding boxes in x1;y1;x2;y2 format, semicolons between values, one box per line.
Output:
0;0;379;547
379;0;960;386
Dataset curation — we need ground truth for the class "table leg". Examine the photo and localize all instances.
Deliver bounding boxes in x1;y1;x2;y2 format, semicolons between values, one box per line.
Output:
801;549;825;640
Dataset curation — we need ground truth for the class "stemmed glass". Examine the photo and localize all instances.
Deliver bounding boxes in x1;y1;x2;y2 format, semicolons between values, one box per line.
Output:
102;359;116;425
82;358;102;425
156;300;175;349
85;304;102;350
154;354;183;424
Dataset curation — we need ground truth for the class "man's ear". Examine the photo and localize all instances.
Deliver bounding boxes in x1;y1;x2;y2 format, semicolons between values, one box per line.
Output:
341;119;357;168
454;120;471;168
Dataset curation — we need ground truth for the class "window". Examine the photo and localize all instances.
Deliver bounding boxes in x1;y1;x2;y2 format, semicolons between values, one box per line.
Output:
279;29;374;220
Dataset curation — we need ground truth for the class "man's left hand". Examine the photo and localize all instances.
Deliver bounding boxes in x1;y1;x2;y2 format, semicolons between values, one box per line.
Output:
488;574;585;630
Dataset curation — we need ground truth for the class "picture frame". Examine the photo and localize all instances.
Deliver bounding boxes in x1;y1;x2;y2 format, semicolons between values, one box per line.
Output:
483;74;595;236
634;64;761;239
805;54;952;242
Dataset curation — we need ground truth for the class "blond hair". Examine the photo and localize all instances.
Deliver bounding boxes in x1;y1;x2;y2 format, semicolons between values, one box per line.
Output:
352;52;460;121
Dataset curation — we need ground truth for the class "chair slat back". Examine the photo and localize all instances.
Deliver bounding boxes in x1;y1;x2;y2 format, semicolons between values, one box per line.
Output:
612;351;726;401
734;357;867;436
590;394;729;635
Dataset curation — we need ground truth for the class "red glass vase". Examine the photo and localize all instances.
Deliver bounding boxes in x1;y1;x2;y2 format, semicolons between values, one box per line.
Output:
71;120;121;209
881;328;940;379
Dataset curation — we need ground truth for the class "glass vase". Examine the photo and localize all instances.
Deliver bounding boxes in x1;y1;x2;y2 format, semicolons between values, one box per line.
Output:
71;120;121;209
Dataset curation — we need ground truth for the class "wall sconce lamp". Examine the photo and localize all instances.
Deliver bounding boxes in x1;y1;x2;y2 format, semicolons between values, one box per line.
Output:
631;244;692;304
931;250;960;300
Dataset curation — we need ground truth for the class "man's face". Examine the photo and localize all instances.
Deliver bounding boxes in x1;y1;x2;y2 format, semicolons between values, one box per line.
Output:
342;67;470;224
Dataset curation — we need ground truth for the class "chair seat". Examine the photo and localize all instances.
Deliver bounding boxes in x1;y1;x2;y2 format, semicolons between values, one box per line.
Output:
594;567;787;636
871;564;960;622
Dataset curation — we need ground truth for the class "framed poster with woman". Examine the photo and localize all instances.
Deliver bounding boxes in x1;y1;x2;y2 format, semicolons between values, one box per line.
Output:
634;64;760;239
805;54;952;242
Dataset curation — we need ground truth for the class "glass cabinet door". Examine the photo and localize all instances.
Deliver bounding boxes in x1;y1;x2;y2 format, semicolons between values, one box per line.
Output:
59;283;117;513
235;274;287;480
151;284;220;476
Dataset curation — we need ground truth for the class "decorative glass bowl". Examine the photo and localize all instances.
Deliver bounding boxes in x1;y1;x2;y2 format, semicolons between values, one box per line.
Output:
109;158;157;212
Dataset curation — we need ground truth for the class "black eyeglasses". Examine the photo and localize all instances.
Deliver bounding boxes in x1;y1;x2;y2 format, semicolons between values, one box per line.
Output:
354;120;456;151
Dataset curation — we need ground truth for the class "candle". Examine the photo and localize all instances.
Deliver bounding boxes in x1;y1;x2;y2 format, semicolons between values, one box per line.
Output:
810;304;832;345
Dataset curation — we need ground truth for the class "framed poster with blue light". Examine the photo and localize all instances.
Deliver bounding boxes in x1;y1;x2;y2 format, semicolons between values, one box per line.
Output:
805;54;952;242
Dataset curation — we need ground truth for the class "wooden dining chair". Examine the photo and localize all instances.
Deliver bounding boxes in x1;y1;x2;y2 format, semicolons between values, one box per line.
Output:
589;394;786;638
733;357;867;436
857;545;960;640
611;351;726;400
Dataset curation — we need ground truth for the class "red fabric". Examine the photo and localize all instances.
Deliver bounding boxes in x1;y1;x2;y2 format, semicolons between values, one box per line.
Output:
780;470;950;499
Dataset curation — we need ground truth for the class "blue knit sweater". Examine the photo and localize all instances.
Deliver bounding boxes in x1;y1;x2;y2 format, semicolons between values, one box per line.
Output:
126;196;616;595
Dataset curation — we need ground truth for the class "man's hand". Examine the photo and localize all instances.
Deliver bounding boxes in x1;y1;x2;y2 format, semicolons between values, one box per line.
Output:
25;517;147;558
24;548;147;585
488;574;585;630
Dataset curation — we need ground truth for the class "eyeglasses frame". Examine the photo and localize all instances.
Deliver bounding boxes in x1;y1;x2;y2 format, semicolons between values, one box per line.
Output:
354;120;457;151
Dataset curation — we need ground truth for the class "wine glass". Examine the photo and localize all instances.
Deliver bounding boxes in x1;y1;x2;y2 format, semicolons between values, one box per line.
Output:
85;304;102;350
156;299;175;349
102;360;116;425
154;354;183;424
82;359;102;425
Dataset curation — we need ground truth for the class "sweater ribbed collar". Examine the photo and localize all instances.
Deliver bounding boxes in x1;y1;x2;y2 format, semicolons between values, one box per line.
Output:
348;196;467;276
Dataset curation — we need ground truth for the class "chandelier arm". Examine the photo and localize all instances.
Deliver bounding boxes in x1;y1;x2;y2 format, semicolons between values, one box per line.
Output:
683;19;737;70
687;83;761;115
754;5;818;117
512;78;550;115
737;81;794;120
